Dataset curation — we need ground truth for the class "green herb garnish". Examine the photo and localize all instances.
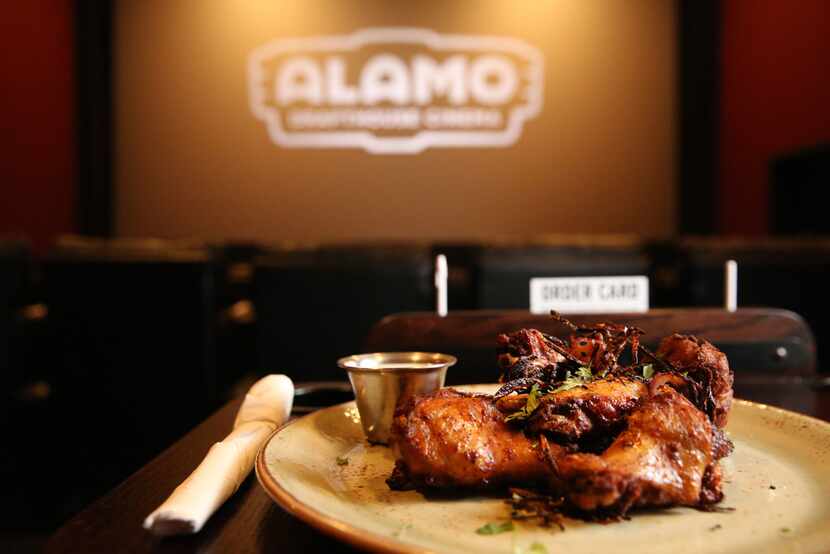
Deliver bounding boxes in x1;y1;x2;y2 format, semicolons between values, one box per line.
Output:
512;542;549;554
336;456;349;466
576;366;593;380
551;368;592;393
476;521;514;535
642;364;655;379
551;379;584;393
505;384;542;422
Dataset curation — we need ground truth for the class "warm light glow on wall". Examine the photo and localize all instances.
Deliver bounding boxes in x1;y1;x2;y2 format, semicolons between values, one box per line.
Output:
115;0;677;243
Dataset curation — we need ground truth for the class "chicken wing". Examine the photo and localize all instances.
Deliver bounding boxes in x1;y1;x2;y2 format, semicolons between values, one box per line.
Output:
387;316;736;519
497;328;565;383
656;334;734;427
551;386;726;515
388;388;554;490
496;377;647;443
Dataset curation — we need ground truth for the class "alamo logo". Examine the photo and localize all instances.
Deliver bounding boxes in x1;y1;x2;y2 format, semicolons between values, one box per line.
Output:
247;28;544;154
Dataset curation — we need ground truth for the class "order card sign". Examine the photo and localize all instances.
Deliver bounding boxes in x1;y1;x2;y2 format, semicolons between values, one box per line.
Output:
529;276;649;315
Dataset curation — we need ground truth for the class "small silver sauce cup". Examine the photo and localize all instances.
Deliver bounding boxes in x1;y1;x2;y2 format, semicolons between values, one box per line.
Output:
338;352;456;444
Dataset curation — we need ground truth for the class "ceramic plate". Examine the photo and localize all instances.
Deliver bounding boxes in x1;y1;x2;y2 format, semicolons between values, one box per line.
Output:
256;385;830;554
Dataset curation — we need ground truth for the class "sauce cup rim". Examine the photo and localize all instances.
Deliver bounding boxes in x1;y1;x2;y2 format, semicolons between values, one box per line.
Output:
337;351;457;374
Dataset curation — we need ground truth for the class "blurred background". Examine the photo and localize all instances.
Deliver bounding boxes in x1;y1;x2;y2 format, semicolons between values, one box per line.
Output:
1;0;829;549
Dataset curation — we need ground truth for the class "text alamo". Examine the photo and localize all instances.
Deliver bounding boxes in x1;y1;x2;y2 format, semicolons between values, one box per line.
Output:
248;28;544;154
278;55;518;107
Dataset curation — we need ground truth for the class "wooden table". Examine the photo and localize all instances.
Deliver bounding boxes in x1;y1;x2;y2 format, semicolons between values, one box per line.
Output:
45;379;830;554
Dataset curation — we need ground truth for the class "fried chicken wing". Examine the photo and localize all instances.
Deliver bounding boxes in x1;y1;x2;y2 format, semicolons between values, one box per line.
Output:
387;315;735;520
496;377;647;442
552;386;726;515
656;334;734;427
497;329;564;383
388;388;553;490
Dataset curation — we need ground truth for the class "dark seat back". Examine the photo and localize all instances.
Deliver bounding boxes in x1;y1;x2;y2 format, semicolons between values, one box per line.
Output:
365;308;816;385
44;237;218;498
462;236;650;309
209;242;263;392
0;239;29;385
255;243;433;382
675;237;830;369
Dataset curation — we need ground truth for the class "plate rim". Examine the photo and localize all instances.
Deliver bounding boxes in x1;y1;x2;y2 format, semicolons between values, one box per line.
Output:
255;393;830;554
255;414;421;554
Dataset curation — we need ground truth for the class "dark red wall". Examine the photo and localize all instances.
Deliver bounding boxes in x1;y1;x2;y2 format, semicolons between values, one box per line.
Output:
719;0;830;235
0;1;76;253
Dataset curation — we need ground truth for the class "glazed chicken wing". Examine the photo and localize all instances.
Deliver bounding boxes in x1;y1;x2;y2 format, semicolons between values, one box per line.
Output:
495;377;647;442
388;388;554;490
552;386;727;515
387;315;735;519
497;328;565;383
656;334;734;427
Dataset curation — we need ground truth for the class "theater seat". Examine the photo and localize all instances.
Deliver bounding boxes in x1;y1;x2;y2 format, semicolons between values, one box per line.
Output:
365;308;816;386
465;236;651;310
42;236;218;514
254;243;433;382
673;237;830;370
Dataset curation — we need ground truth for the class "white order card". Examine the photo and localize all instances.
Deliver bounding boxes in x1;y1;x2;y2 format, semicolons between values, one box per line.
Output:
529;276;649;315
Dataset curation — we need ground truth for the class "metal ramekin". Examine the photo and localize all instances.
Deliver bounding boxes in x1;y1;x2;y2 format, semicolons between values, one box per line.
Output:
337;352;456;444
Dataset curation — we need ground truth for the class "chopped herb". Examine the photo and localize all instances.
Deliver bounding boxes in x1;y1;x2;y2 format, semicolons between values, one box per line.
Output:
336;456;349;466
781;527;791;533
551;379;584;393
642;364;655;379
709;524;722;531
513;542;549;554
551;370;591;393
576;366;593;380
476;521;514;535
505;384;542;422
